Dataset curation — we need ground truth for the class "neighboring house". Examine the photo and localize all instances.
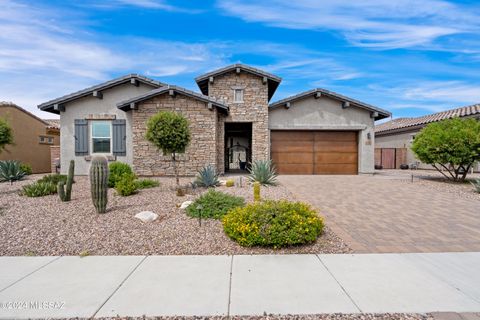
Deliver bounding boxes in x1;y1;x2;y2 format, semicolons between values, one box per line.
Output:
38;64;390;176
375;104;480;171
0;102;60;173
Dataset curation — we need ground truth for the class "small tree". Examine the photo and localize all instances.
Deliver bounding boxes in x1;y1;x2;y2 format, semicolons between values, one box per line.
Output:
411;118;480;181
145;111;191;187
0;117;13;153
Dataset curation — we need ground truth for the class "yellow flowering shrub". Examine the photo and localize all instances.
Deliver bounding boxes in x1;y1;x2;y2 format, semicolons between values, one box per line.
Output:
222;200;324;248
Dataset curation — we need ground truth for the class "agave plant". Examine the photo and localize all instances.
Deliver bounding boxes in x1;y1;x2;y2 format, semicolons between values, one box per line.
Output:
248;160;278;186
471;179;480;193
194;165;220;188
0;160;26;184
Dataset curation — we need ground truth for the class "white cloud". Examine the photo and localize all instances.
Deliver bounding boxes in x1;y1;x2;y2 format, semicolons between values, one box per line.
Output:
217;0;479;49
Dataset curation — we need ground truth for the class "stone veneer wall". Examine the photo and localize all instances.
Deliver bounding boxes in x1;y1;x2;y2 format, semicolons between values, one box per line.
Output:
132;94;218;176
208;72;270;173
50;145;60;173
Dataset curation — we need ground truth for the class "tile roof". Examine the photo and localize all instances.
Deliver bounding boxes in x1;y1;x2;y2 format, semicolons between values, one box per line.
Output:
44;119;60;129
269;88;391;120
38;74;166;114
375;103;480;134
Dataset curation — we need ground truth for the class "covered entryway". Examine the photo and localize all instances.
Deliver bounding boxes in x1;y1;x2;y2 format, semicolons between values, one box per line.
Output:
271;130;358;174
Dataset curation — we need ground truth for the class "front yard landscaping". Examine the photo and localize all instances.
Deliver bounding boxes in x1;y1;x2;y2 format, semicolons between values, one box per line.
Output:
0;174;350;256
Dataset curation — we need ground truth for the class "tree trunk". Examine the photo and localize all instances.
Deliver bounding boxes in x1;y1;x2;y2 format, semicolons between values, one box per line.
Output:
172;153;179;186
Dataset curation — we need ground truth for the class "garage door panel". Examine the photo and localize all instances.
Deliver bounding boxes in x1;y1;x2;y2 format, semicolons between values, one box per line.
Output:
314;152;357;164
270;131;313;141
314;164;358;174
271;141;313;153
274;164;314;174
314;142;357;153
271;130;358;175
314;131;356;141
272;152;313;164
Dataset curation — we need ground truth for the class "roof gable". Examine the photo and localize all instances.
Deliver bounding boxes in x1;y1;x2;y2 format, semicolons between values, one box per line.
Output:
1;102;51;127
38;74;166;114
195;64;281;101
269;88;391;120
116;85;229;113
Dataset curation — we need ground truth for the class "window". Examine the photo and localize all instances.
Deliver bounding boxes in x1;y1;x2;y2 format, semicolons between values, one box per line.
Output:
91;121;111;153
39;136;54;145
233;88;244;102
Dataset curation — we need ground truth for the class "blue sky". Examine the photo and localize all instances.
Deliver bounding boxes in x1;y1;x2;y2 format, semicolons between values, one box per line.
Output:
1;0;480;120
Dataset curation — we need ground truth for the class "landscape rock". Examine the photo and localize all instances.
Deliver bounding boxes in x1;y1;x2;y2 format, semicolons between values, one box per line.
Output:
180;200;193;209
134;211;158;223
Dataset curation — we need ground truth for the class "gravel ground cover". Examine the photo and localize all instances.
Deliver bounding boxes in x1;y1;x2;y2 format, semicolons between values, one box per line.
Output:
91;313;432;320
374;169;480;201
0;174;351;256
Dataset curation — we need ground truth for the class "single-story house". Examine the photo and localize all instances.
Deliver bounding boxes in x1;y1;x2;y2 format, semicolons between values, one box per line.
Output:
375;104;480;171
38;64;390;176
0;102;60;173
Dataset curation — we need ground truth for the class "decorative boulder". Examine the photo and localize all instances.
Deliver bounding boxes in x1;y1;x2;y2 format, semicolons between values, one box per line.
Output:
219;180;227;186
180;200;193;209
135;211;158;223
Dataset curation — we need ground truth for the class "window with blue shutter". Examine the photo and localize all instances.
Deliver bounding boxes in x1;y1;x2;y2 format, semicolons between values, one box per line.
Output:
74;119;88;156
112;119;127;156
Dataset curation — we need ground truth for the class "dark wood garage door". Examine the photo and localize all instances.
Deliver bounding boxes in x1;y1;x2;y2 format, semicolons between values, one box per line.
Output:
271;130;358;175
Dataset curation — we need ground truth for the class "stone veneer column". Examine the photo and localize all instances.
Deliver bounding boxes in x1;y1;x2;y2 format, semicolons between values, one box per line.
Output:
208;72;270;174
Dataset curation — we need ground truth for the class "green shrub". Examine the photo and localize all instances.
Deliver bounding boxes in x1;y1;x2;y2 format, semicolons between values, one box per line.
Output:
248;160;278;186
472;179;480;193
22;181;57;197
20;163;32;175
0;117;13;153
108;162;133;188
38;174;68;185
186;189;245;219
135;178;160;189
194;165;220;188
0;160;26;184
223;200;324;248
115;173;138;196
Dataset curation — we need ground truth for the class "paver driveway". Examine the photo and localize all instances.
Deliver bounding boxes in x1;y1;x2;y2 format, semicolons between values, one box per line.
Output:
279;173;480;253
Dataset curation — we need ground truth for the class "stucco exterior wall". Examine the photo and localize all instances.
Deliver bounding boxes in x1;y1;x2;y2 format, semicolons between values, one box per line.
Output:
0;105;59;173
131;94;219;176
208;72;269;174
268;95;376;174
59;82;154;175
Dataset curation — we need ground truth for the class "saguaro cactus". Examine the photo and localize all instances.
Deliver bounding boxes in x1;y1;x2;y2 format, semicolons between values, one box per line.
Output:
89;156;109;213
253;181;261;202
58;160;74;202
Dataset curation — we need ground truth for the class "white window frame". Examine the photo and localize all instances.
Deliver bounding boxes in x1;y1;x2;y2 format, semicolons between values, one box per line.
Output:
233;88;244;103
90;121;112;155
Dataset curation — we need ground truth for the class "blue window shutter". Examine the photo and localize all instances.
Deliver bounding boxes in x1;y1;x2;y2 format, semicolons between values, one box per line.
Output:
74;119;88;156
112;119;127;156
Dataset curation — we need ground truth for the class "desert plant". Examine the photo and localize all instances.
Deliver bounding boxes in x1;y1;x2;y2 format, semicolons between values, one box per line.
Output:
248;160;278;186
115;172;138;196
412;118;480;181
253;181;261;201
194;165;220;188
0;160;25;184
226;179;234;187
0;117;13;154
58;160;74;202
186;189;245;219
22;181;57;197
38;174;68;185
145;111;191;187
223;200;324;248
90;156;109;213
108;162;133;188
20;163;32;175
471;179;480;193
135;178;160;189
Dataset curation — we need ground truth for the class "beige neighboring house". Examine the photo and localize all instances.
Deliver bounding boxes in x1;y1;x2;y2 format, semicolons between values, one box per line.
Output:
0;102;60;173
37;64;390;176
375;104;480;171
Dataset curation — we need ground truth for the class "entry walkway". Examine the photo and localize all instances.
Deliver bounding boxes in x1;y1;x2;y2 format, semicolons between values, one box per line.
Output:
1;253;480;318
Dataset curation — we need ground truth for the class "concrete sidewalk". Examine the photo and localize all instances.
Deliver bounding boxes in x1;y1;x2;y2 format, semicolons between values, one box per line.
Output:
0;253;480;319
